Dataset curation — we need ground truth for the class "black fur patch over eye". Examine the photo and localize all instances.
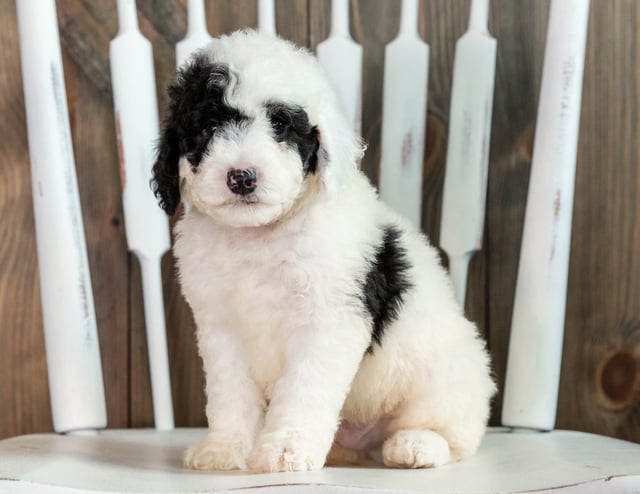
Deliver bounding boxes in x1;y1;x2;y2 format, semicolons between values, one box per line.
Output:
264;101;320;176
170;57;247;168
151;55;248;215
362;225;414;353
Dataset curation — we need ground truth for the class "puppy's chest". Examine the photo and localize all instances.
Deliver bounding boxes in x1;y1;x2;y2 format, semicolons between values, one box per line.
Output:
224;253;313;326
187;232;317;330
212;238;318;392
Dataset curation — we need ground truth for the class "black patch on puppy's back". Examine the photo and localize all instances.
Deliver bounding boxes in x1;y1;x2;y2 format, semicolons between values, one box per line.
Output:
362;225;413;352
265;101;319;175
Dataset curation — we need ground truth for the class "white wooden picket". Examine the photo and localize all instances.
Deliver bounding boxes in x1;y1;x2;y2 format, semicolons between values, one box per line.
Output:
110;0;174;431
15;0;106;435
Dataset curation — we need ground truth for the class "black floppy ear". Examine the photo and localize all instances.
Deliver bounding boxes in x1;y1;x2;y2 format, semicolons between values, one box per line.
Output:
151;122;181;216
151;54;232;216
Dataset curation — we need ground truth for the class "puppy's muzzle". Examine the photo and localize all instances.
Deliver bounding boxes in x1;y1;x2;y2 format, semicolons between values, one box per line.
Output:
226;168;257;196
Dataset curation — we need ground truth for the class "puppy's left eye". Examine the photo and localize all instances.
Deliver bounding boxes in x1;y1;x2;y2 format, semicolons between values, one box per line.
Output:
270;115;290;137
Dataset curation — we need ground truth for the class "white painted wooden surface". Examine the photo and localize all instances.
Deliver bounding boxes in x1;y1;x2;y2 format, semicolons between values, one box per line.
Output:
15;0;106;434
176;0;213;68
439;0;496;307
1;428;639;493
258;0;276;35
377;0;429;229
502;0;591;431
317;0;363;133
110;0;174;431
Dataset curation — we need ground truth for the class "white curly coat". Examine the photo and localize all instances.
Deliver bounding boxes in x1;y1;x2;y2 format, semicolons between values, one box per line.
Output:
167;30;495;473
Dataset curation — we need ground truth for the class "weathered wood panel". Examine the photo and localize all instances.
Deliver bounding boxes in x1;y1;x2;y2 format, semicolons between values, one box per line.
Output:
484;0;550;425
558;0;640;441
1;0;639;444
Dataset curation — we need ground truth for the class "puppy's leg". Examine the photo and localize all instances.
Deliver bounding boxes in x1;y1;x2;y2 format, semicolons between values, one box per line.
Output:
379;394;482;469
247;312;370;473
185;329;265;471
382;429;451;468
380;319;494;468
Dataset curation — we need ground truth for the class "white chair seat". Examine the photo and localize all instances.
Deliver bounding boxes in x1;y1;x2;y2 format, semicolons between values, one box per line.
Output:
1;428;639;493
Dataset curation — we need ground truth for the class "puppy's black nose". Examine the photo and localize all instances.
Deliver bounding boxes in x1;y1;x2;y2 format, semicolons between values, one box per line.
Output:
226;168;257;195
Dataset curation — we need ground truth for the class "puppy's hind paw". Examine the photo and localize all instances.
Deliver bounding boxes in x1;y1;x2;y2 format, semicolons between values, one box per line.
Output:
382;430;451;468
184;432;250;471
248;430;325;473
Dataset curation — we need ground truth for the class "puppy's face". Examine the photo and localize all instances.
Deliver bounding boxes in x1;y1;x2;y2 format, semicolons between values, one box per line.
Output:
152;32;356;227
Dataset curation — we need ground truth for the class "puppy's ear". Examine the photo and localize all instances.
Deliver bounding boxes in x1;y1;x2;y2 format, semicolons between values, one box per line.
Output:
314;107;366;196
152;54;232;215
152;122;181;216
151;55;202;216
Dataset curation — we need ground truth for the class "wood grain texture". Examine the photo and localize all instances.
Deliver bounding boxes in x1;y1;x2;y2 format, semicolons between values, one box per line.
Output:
484;0;550;425
558;0;640;442
1;0;639;444
64;53;131;429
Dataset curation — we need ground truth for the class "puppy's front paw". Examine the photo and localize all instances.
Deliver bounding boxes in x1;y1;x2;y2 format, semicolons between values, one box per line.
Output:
184;431;252;471
247;430;327;473
382;430;451;468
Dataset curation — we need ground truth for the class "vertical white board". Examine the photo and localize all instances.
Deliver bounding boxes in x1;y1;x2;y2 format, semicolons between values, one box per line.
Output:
110;0;174;430
16;0;107;433
258;0;276;35
378;0;429;229
502;0;591;431
176;0;213;68
317;0;363;133
439;0;496;307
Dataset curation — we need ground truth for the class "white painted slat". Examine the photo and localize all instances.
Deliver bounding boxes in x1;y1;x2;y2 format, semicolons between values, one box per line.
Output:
110;0;174;430
258;0;276;35
317;0;363;133
378;0;429;229
439;0;496;307
16;0;106;434
176;0;213;68
502;0;591;431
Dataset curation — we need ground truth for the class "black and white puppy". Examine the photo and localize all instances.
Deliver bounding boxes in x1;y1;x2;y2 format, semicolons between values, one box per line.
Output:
152;29;494;473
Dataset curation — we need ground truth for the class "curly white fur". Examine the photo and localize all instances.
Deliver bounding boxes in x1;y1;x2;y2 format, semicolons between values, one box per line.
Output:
160;30;495;473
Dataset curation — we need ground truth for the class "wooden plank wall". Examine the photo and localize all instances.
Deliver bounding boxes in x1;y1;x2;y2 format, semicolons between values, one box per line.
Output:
1;0;638;442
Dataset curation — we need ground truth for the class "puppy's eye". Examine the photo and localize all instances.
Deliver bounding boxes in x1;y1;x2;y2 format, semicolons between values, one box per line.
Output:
185;152;197;166
270;115;289;136
206;120;217;134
